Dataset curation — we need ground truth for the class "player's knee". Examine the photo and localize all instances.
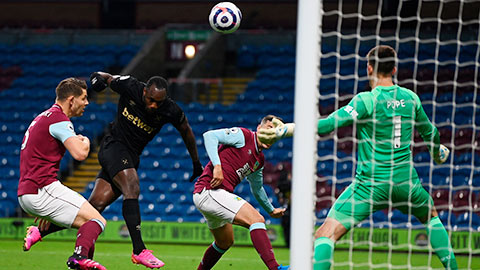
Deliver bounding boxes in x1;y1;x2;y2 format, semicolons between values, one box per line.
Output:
250;213;265;225
88;197;108;213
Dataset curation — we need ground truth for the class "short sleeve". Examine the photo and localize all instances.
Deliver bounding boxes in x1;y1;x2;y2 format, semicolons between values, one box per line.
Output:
49;121;76;143
168;101;186;128
109;75;144;96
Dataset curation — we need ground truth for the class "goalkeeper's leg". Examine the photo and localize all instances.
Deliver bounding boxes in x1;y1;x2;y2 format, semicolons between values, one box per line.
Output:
313;218;348;270
418;209;458;270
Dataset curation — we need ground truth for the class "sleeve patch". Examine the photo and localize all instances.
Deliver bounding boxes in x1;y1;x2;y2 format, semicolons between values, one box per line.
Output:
344;105;359;119
225;127;239;135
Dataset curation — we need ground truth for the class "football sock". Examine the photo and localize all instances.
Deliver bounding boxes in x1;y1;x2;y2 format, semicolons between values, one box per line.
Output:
197;242;228;270
313;237;334;270
40;223;65;237
123;199;146;255
426;216;458;269
249;223;279;270
74;219;104;258
88;245;95;259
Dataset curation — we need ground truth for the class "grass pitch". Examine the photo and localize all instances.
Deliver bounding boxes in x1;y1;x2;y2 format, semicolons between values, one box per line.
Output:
1;239;478;269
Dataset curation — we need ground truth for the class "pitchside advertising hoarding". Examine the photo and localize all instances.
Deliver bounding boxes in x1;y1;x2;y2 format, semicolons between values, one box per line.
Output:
0;218;478;253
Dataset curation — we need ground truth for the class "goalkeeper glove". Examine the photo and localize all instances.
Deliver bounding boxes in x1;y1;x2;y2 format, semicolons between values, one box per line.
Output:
257;118;295;145
433;144;450;164
90;72;108;92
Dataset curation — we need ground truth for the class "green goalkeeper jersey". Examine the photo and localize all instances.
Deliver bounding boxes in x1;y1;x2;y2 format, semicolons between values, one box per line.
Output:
318;84;440;183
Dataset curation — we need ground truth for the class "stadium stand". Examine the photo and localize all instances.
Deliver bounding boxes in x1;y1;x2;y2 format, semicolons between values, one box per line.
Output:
1;36;479;229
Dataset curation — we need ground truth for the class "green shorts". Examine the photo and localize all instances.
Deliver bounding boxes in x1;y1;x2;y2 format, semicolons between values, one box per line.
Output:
327;180;434;230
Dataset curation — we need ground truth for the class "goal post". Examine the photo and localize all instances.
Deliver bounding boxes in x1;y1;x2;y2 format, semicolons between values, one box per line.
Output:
290;0;322;269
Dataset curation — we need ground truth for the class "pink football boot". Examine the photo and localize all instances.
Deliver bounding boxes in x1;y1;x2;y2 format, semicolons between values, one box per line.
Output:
23;226;42;251
131;249;165;268
67;255;107;270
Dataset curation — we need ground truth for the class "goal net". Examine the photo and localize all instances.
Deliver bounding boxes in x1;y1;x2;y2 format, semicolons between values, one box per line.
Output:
292;0;480;269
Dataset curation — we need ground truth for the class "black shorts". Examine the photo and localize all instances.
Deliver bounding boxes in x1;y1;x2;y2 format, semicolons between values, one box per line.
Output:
97;136;140;185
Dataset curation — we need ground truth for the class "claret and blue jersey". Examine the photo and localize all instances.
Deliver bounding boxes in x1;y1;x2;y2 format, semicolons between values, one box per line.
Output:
194;127;275;214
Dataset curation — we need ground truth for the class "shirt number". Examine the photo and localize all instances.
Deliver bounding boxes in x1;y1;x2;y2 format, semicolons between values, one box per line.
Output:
393;116;401;148
21;121;37;150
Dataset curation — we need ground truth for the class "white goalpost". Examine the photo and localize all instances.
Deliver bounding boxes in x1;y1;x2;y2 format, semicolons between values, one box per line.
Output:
292;0;479;269
290;0;321;269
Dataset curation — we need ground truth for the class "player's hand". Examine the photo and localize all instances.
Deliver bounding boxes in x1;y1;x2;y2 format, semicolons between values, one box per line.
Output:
269;208;286;218
257;118;295;145
189;160;204;182
77;134;88;141
90;72;108;92
433;144;450;164
210;164;224;188
34;217;51;232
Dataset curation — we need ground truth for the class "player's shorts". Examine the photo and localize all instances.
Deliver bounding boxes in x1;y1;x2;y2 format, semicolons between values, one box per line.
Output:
18;181;86;228
328;180;434;230
97;136;139;184
193;188;247;229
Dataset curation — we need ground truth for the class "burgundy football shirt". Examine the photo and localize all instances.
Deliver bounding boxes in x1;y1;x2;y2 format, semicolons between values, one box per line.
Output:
194;128;265;193
18;104;75;195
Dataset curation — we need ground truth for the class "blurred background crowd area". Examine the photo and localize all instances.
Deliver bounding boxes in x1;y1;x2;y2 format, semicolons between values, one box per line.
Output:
0;0;479;239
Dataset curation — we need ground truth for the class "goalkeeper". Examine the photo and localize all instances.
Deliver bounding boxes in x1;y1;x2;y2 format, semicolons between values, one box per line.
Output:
258;45;458;270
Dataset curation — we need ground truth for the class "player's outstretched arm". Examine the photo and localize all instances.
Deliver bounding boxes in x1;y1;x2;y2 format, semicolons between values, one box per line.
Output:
246;170;285;218
413;95;449;164
176;118;203;182
257;118;295;145
90;71;113;92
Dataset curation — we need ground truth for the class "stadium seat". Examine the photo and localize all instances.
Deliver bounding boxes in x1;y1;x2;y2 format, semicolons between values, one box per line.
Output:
454;212;480;231
437;210;457;230
389;209;410;228
0;200;17;217
432;189;451;211
452;168;472;187
452;190;472;213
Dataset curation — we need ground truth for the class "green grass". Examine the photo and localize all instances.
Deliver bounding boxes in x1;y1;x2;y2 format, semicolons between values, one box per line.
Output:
0;239;478;269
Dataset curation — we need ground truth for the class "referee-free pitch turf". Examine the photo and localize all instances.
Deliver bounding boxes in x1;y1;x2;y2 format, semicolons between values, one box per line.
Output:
1;239;478;269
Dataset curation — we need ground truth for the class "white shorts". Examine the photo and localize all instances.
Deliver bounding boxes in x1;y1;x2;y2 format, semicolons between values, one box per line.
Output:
193;188;247;229
18;181;86;228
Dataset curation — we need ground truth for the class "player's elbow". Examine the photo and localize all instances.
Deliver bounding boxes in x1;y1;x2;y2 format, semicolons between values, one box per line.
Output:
203;131;212;139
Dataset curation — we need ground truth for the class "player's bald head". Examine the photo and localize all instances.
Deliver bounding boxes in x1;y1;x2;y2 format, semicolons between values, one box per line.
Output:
146;76;168;92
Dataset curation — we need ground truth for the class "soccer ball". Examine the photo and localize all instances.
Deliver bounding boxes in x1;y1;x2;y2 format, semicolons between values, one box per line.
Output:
209;2;242;34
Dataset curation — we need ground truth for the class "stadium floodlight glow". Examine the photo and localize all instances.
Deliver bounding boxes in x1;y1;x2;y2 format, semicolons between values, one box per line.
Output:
185;44;196;59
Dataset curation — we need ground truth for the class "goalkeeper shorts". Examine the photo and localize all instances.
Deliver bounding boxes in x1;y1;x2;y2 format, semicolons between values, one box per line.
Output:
327;180;434;230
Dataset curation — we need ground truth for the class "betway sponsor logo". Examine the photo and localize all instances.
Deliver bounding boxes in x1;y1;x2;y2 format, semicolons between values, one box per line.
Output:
122;107;155;134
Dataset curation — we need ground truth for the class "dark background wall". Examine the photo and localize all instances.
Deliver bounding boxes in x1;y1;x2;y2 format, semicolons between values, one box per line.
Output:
0;0;298;30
